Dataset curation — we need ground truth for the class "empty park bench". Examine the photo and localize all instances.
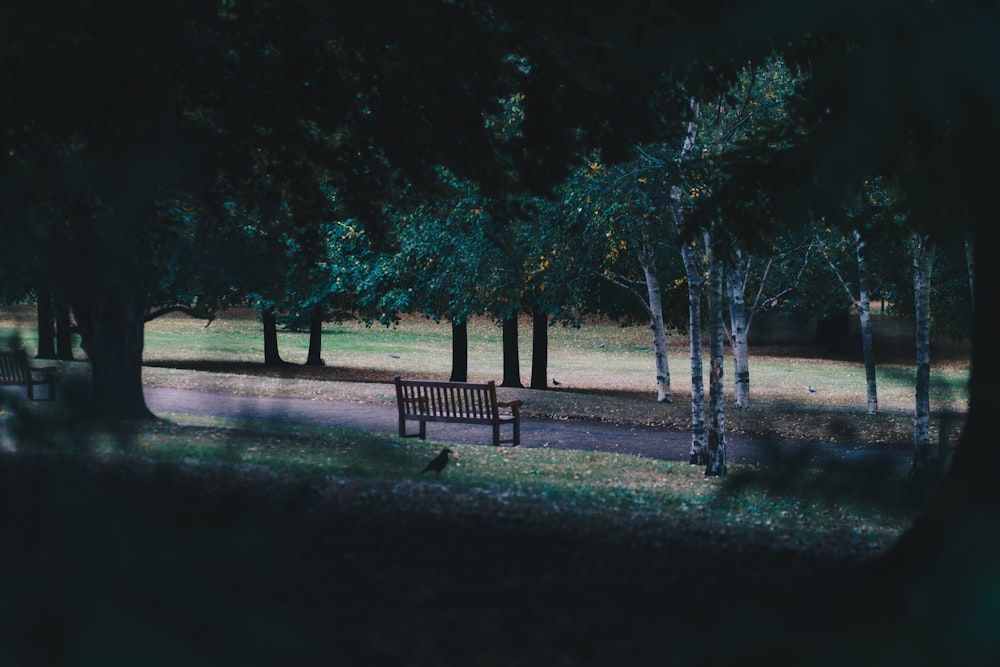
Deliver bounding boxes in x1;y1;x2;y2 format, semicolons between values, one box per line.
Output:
394;375;522;447
0;349;57;400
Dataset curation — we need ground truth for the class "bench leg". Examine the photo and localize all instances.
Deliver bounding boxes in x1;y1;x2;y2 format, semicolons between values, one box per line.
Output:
492;422;501;447
512;418;520;447
398;419;428;440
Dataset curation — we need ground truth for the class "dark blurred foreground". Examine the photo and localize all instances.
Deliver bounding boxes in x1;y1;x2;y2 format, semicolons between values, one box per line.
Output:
1;439;991;667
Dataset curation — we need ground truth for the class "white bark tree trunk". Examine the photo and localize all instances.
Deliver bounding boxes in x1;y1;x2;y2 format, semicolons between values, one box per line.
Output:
912;235;935;476
819;227;879;414
706;244;727;477
643;263;673;403
670;96;707;464
726;254;751;408
679;236;707;465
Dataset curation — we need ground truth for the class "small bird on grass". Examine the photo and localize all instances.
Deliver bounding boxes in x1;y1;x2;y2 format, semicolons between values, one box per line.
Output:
552;378;561;386
807;386;816;393
421;447;454;475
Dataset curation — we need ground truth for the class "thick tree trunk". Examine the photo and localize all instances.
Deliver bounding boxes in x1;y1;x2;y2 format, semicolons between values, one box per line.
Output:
35;288;56;359
305;307;325;366
726;258;750;408
500;316;523;388
911;236;935;476
855;230;878;414
262;308;286;367
530;309;548;390
450;320;468;383
705;248;727;477
643;263;673;402
71;286;153;420
55;290;74;361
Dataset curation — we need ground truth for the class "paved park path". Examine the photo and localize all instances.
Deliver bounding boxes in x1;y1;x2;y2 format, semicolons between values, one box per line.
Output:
144;386;913;473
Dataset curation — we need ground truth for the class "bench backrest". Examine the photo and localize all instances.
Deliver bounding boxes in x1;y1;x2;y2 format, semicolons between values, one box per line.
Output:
394;376;499;420
0;350;31;383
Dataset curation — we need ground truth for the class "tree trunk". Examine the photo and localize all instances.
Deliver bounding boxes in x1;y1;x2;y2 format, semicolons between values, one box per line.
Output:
726;257;750;408
965;236;975;310
55;289;74;361
643;263;673;402
855;230;878;415
879;231;998;649
262;307;285;367
530;309;549;390
35;288;56;359
500;315;522;388
670;96;706;465
450;320;468;383
911;236;935;476
705;246;727;477
71;285;153;420
679;235;707;465
305;307;325;366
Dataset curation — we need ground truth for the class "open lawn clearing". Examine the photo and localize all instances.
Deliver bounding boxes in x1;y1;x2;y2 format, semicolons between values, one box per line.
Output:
2;304;970;446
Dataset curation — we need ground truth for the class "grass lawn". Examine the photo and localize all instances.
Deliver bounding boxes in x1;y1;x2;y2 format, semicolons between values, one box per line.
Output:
0;305;978;665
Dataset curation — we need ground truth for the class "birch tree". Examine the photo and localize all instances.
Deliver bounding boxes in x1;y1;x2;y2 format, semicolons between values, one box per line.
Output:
564;158;681;403
693;55;805;410
706;240;727;477
818;222;880;414
671;98;709;465
724;242;812;407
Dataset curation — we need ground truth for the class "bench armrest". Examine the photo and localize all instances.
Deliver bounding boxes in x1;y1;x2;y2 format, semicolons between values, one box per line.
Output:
497;400;522;414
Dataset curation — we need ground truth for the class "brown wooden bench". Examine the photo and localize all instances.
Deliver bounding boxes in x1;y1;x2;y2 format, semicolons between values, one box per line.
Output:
394;375;522;446
0;349;57;400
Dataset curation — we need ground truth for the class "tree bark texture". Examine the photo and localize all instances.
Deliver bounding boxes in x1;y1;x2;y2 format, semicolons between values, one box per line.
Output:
500;316;522;388
450;320;468;383
305;307;325;366
679;234;707;465
671;96;707;465
705;251;727;477
822;228;879;411
71;285;153;420
964;237;975;311
726;257;750;408
262;308;285;367
643;264;673;402
55;290;74;361
855;230;878;415
35;289;56;359
530;309;549;390
911;236;935;476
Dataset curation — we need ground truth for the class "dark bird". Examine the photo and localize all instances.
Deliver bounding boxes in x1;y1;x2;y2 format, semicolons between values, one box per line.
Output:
388;354;401;359
552;378;561;385
421;448;454;475
807;386;816;393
